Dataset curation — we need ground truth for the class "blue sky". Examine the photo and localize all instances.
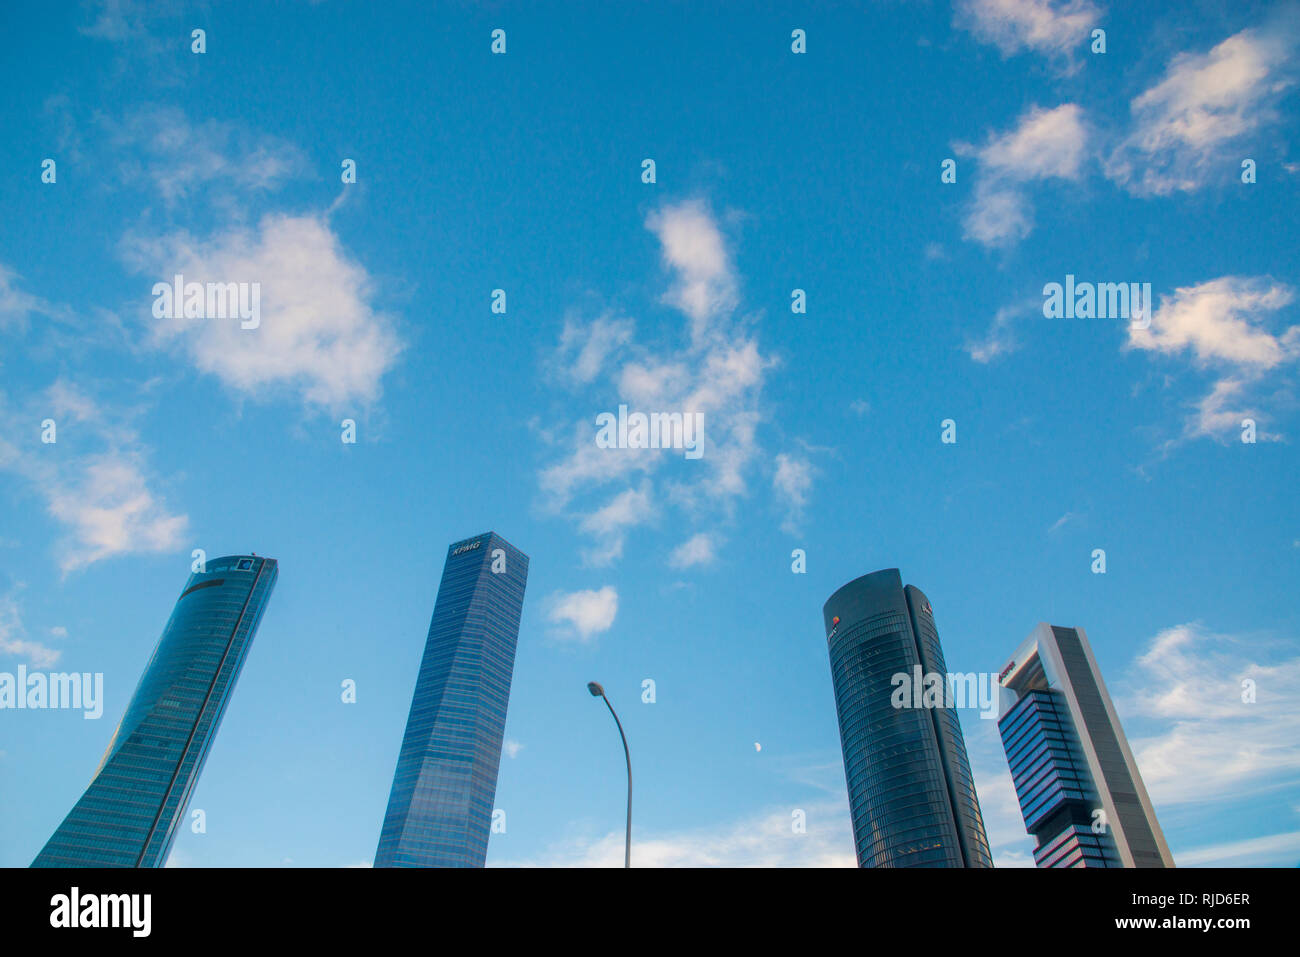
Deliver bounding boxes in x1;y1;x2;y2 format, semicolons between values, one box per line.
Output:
1;0;1298;868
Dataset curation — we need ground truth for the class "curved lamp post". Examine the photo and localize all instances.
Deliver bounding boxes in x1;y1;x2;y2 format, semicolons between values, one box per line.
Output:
587;681;631;868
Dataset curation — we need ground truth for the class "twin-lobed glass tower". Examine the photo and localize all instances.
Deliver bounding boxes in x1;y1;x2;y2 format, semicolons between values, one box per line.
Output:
33;555;278;867
823;569;993;868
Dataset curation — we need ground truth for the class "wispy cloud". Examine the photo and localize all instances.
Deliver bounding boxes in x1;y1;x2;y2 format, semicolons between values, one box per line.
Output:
1127;276;1298;443
552;312;635;385
0;592;61;668
668;531;720;569
0;380;188;573
1047;510;1078;533
497;801;855;867
0;264;74;336
577;482;654;567
1105;26;1298;196
955;0;1102;71
46;453;188;572
1123;623;1300;807
966;300;1037;363
538;199;786;568
958;103;1089;247
104;106;305;206
1176;829;1300;867
773;453;815;535
646;201;738;347
80;0;174;44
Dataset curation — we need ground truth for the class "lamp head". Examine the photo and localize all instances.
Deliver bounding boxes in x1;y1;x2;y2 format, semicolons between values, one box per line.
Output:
587;681;605;697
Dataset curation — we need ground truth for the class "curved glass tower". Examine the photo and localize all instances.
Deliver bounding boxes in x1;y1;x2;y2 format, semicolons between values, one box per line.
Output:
375;532;529;867
32;555;277;868
823;569;992;868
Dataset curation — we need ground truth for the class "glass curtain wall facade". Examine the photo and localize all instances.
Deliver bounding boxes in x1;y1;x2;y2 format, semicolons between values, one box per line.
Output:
374;532;529;867
32;555;278;867
997;623;1174;867
822;569;993;868
999;689;1120;867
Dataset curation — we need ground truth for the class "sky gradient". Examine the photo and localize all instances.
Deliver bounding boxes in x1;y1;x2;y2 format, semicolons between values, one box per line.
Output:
1;0;1298;868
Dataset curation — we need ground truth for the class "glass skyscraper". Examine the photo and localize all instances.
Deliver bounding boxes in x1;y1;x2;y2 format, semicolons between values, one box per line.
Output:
374;532;529;867
822;569;993;867
32;554;278;868
997;623;1174;867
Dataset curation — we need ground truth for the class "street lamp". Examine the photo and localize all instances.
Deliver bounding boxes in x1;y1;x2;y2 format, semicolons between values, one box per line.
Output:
587;681;631;868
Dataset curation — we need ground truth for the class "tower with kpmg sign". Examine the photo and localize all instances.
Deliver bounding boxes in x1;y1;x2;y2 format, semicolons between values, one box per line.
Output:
375;532;529;867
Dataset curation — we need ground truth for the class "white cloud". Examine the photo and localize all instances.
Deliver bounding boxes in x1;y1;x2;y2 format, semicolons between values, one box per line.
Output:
964;187;1034;247
955;0;1101;68
1127;276;1298;443
616;359;691;407
1105;28;1297;195
47;453;188;572
539;437;656;514
668;531;720;569
554;313;635;384
504;740;525;759
995;848;1036;867
79;0;172;49
1176;830;1300;867
1183;377;1279;443
45;379;102;424
1123;623;1300;807
1047;511;1077;533
773;454;815;535
645;201;738;346
0;594;61;668
578;482;655;567
539;200;779;568
966;301;1032;363
125;213;404;410
0;264;74;337
106;107;304;205
546;586;619;643
960;104;1089;247
0;381;188;572
497;801;855;867
980;103;1089;180
1129;276;1296;368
